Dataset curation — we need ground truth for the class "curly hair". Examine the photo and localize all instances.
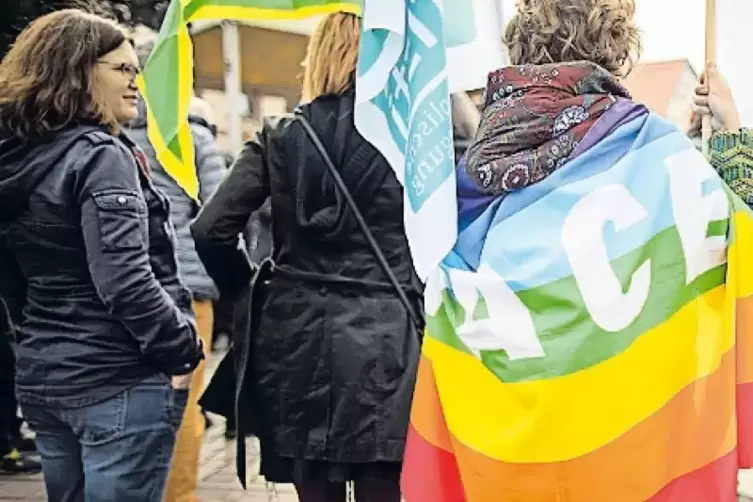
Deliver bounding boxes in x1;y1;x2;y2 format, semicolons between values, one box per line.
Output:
503;0;641;77
0;9;127;141
301;12;360;103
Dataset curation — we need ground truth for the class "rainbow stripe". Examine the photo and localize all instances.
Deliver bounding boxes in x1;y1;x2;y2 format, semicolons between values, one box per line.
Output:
139;0;362;198
402;113;753;501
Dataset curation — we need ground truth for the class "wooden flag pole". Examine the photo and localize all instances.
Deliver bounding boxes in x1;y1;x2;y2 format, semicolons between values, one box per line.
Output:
702;0;716;158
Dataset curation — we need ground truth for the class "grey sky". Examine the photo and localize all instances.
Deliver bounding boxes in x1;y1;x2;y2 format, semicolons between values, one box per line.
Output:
634;0;705;68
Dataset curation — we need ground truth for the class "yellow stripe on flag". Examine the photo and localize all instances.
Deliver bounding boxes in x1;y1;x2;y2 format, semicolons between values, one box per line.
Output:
136;22;197;199
426;283;735;463
732;209;753;299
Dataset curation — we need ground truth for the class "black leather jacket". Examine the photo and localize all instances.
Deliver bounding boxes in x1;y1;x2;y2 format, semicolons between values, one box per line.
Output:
0;125;203;408
192;92;423;466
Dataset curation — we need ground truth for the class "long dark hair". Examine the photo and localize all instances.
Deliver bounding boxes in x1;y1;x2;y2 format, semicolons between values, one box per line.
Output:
0;9;127;141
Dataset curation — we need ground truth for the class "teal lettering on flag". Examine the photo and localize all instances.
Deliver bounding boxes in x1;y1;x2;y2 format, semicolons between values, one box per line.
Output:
355;0;461;278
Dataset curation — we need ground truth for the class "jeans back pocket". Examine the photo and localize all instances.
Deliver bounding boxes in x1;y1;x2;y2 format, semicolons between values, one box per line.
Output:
67;391;128;446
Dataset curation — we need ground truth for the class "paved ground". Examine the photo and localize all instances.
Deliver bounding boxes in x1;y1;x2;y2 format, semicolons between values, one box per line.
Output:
740;472;753;502
0;429;297;502
3;350;753;501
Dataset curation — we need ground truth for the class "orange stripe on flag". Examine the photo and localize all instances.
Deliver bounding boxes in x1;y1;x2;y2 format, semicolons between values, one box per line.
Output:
410;355;454;451
406;350;738;501
736;293;753;465
736;294;753;384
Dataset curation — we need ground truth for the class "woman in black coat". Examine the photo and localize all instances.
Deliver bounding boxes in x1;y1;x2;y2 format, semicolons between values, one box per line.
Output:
192;12;422;502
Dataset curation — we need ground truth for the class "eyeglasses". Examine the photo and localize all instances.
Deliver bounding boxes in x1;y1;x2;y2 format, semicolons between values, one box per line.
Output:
98;61;140;80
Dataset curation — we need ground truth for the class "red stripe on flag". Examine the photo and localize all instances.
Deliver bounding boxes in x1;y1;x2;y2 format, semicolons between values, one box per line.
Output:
646;449;737;502
738;382;753;467
737;293;753;467
402;423;465;502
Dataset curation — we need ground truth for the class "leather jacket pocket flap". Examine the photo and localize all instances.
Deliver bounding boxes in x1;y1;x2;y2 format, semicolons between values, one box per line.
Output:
92;191;147;252
92;191;147;213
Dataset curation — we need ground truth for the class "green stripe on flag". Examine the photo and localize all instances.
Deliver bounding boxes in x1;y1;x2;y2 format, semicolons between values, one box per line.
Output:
139;0;193;194
166;135;183;163
140;3;181;159
427;223;728;383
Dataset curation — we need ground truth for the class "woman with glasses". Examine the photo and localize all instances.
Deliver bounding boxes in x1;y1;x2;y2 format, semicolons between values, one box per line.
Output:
0;9;203;501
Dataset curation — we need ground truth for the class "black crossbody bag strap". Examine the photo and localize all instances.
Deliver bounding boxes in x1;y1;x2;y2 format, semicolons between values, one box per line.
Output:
294;113;422;331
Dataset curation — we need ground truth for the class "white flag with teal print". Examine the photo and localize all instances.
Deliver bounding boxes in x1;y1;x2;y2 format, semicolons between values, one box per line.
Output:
355;0;504;280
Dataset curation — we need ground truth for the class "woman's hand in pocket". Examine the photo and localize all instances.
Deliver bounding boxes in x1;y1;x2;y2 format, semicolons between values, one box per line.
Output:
171;373;192;390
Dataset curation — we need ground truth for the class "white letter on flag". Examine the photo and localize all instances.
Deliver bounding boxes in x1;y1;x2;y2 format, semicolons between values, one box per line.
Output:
562;185;651;332
449;264;545;361
665;149;729;284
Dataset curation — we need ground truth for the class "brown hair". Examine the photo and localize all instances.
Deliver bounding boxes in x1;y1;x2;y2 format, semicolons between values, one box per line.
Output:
0;9;127;140
301;12;360;102
503;0;641;77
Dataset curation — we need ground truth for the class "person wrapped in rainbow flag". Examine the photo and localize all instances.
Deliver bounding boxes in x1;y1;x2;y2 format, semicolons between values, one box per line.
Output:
401;0;753;500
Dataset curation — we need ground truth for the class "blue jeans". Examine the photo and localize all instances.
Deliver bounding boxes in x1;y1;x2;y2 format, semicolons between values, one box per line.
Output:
21;375;188;502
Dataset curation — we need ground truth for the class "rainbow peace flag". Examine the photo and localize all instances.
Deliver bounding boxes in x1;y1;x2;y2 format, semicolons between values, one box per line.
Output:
137;0;361;198
402;112;753;501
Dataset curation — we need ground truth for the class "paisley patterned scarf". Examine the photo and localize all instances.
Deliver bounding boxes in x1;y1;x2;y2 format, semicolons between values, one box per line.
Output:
465;61;631;195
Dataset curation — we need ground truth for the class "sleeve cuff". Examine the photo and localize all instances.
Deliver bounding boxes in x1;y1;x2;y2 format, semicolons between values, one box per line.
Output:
710;128;753;154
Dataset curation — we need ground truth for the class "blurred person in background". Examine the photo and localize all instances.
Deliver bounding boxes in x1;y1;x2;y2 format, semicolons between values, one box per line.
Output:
192;12;422;502
0;10;202;501
126;39;226;502
0;297;40;474
211;149;236;355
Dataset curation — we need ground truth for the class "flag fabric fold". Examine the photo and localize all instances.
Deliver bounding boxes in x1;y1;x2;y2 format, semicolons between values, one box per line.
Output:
138;0;362;199
402;110;753;501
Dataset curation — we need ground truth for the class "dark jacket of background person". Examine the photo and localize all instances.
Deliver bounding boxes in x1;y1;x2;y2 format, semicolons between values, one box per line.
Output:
192;91;422;480
126;102;225;301
0;298;20;457
0;125;203;407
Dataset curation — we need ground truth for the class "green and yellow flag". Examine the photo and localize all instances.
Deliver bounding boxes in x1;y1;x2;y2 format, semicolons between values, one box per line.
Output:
137;0;362;198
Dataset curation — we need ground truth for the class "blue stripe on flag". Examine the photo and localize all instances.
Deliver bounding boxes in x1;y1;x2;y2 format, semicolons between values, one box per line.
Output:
452;114;719;292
